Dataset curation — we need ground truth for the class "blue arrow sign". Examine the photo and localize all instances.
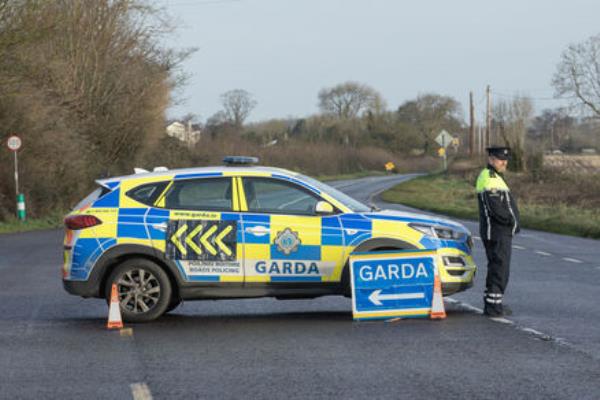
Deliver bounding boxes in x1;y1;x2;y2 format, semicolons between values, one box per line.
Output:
350;250;437;320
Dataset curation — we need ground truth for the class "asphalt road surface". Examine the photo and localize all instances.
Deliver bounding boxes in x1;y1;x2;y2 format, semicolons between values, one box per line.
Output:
1;174;599;399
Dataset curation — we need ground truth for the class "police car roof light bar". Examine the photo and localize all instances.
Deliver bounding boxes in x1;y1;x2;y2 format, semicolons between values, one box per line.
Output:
223;156;259;166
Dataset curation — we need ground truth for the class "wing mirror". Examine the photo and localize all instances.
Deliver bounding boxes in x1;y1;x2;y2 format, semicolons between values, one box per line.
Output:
315;201;334;215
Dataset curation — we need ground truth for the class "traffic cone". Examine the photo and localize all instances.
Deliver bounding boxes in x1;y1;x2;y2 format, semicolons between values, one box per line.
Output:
430;267;446;320
107;283;124;329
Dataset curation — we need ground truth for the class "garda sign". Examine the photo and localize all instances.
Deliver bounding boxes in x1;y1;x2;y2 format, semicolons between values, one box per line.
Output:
350;250;437;320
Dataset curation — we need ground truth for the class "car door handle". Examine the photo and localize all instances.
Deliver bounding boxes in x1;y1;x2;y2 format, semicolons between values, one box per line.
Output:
246;226;269;236
152;223;168;232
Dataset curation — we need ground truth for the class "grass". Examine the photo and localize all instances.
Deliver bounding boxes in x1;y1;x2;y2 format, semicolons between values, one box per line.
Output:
381;174;600;239
0;210;64;235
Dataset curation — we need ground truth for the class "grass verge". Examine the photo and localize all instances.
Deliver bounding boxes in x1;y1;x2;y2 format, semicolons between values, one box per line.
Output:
0;210;64;235
381;174;600;239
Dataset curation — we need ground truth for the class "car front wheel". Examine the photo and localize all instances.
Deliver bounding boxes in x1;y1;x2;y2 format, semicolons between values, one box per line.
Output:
105;258;172;323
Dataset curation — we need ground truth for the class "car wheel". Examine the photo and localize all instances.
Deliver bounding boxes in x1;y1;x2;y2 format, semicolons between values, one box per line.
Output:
105;258;172;323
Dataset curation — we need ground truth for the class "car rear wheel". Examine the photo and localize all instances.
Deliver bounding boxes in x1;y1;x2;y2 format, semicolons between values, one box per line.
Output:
105;258;172;323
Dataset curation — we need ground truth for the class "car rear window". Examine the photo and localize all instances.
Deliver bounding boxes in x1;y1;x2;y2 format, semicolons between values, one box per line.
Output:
126;181;169;206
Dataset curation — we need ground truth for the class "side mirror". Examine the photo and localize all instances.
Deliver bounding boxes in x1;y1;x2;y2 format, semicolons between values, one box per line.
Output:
315;201;334;215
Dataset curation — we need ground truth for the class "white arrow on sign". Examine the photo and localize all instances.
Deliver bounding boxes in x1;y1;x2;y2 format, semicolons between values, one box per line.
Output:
368;289;425;306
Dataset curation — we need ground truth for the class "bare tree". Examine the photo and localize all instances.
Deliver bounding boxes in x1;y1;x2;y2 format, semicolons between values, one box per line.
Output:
553;33;600;117
493;96;533;171
396;93;463;154
318;81;384;119
220;89;257;128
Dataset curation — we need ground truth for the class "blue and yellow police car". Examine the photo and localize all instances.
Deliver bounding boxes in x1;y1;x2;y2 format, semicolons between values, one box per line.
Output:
63;157;476;322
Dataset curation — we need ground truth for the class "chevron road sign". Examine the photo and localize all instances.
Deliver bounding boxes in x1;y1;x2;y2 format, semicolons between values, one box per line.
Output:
349;250;437;320
166;220;237;261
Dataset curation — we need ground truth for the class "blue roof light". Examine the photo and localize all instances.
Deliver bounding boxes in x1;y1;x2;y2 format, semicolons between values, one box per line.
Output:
223;156;259;166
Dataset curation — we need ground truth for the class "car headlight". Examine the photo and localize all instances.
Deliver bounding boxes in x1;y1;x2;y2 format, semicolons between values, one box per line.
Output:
409;223;466;240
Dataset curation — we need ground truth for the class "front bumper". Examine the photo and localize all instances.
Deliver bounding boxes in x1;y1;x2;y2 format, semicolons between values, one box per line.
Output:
438;248;477;295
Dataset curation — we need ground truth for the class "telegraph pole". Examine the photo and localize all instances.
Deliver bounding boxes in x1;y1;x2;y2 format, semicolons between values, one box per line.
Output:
469;91;475;156
486;85;491;148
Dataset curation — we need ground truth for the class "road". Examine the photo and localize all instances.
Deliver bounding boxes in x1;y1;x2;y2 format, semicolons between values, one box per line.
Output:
1;174;599;399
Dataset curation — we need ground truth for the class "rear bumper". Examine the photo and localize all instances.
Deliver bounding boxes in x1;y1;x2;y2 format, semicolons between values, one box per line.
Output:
63;279;101;298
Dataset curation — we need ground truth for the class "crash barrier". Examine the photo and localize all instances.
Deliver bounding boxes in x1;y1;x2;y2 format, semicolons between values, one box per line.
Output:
349;249;446;321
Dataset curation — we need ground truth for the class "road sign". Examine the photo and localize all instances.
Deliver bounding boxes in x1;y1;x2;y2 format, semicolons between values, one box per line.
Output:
7;135;21;151
437;147;446;157
435;130;453;148
384;162;395;172
350;250;437;320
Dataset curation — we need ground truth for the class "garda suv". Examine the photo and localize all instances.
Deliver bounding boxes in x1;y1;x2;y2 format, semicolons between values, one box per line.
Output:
63;157;476;322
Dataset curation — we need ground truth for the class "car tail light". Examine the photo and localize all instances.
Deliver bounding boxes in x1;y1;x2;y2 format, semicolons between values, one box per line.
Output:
64;215;102;230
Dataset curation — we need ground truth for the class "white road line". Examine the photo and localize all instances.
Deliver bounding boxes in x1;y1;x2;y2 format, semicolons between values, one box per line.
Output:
512;245;526;250
535;250;552;256
563;257;583;264
446;298;572;347
131;383;153;400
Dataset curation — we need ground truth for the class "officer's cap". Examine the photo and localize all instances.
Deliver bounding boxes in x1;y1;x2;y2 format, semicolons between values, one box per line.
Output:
486;146;511;160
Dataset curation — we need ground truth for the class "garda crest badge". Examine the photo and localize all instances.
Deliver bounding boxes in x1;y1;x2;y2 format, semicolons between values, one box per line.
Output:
274;228;301;255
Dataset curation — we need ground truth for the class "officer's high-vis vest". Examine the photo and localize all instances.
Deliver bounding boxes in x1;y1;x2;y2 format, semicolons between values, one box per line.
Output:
476;166;520;240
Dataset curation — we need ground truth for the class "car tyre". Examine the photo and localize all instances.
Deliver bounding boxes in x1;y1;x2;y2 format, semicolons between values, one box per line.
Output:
165;298;181;313
105;258;172;323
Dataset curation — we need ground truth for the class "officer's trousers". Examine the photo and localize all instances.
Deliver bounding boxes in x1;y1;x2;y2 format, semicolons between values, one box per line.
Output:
482;234;512;315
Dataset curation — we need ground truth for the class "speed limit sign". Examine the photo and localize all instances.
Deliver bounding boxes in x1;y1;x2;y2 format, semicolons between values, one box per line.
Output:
7;135;21;151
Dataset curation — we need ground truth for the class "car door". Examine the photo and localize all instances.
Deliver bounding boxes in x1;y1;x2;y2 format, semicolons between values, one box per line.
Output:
156;176;244;283
239;176;344;284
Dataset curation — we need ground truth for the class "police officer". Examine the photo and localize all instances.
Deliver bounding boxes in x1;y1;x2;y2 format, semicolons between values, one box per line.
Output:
476;146;520;317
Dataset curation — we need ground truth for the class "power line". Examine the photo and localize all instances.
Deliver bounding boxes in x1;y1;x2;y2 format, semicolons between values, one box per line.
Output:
492;91;578;101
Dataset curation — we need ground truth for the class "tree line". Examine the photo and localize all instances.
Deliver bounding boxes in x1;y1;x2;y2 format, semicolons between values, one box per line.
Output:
1;1;599;221
0;0;190;219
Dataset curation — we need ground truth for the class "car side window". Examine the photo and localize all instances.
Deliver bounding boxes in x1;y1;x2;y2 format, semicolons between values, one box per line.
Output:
243;177;320;215
164;177;233;211
126;181;169;206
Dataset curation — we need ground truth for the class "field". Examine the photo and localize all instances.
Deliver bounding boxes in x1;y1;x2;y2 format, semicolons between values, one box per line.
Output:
381;159;600;239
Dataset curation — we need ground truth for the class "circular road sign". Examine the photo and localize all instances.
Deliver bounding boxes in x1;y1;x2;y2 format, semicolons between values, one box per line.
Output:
7;135;21;151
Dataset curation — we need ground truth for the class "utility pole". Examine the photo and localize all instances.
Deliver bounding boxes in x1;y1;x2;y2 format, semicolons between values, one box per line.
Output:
486;85;491;148
469;91;475;156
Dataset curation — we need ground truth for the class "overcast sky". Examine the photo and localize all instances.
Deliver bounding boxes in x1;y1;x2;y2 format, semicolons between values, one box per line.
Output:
163;0;600;123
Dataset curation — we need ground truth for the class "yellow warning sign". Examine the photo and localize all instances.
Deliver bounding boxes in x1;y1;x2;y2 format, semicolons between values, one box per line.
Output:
437;148;446;157
384;162;395;172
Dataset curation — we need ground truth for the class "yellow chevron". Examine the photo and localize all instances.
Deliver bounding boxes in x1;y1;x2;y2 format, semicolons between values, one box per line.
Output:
171;224;188;256
185;224;204;255
215;225;233;256
200;225;218;255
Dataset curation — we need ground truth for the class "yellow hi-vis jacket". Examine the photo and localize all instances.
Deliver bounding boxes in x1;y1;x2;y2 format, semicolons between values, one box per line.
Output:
476;165;520;240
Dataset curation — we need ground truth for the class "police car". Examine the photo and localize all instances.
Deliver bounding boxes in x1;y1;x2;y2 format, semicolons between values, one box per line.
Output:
63;157;476;322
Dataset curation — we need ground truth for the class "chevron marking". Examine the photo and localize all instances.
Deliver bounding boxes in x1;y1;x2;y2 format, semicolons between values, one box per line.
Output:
185;224;203;255
170;224;188;256
215;225;233;256
200;225;218;256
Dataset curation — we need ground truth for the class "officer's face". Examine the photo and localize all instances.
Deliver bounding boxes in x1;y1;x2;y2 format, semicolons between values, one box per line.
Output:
489;156;508;172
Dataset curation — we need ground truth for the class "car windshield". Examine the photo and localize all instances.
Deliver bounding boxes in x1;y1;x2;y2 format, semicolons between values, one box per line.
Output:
298;174;371;212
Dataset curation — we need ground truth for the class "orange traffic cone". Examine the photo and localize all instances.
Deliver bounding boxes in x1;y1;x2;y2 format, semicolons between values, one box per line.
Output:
107;283;124;329
430;267;446;320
